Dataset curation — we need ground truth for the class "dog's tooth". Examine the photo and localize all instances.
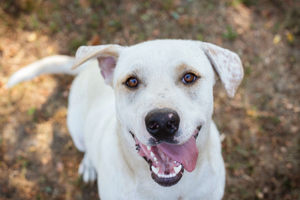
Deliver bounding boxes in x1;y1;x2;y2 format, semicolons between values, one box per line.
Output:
156;161;158;164
173;165;182;174
158;173;162;178
154;157;157;161
150;152;155;157
151;166;159;175
147;146;151;150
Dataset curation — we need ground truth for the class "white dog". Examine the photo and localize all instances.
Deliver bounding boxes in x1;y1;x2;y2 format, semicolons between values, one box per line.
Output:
7;40;243;200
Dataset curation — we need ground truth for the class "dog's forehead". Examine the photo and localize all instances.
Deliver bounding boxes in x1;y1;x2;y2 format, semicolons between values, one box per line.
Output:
116;40;211;75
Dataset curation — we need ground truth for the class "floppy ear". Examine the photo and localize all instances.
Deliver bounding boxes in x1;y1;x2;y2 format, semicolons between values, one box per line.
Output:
72;44;124;85
201;42;244;98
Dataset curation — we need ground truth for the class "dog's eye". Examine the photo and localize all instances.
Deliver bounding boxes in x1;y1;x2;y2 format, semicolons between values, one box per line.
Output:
182;73;197;84
126;77;139;88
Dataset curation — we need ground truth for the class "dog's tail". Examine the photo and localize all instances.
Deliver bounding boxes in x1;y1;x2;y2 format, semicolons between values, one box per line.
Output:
6;55;83;89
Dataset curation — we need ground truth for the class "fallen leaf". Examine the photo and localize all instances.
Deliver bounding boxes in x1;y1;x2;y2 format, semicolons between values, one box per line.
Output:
246;109;258;117
88;35;101;46
29;146;36;152
79;0;90;9
56;162;64;172
273;34;281;44
27;33;37;42
256;190;264;199
47;46;54;53
152;29;160;36
286;32;294;43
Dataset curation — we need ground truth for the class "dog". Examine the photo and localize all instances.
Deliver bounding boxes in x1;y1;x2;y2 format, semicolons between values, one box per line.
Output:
7;39;244;200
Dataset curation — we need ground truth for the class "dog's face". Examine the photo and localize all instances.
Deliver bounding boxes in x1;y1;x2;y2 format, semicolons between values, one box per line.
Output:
72;40;243;187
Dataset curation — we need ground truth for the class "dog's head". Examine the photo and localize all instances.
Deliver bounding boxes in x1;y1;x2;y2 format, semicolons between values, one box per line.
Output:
72;40;243;187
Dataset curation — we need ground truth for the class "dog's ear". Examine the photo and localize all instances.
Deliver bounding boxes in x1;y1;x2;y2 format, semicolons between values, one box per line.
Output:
201;42;244;98
72;45;124;85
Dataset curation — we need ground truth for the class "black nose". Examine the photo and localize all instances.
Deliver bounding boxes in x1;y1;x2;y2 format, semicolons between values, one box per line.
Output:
145;108;180;140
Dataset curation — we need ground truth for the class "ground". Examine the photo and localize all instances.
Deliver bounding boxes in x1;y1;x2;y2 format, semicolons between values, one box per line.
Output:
0;0;299;199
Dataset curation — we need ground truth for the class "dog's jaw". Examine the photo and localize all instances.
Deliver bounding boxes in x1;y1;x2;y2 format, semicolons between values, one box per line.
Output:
130;126;201;187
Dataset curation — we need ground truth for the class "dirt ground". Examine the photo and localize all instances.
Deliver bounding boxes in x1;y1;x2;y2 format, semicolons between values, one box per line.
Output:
0;0;299;199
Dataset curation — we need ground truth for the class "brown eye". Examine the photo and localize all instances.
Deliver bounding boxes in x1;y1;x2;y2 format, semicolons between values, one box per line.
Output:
126;77;139;88
182;73;197;83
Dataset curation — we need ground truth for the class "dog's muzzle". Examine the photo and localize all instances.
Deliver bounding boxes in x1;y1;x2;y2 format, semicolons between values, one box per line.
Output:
131;127;200;187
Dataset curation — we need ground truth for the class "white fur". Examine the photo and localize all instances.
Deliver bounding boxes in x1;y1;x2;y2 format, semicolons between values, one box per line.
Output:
6;55;83;89
7;39;243;200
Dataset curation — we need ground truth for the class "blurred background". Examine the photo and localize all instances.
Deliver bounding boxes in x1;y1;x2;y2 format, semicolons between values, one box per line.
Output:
0;0;299;199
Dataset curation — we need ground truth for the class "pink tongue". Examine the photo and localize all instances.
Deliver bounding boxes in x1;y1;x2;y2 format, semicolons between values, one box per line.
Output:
157;137;199;172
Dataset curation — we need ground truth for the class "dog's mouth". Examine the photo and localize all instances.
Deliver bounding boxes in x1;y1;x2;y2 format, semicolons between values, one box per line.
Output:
130;126;201;187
